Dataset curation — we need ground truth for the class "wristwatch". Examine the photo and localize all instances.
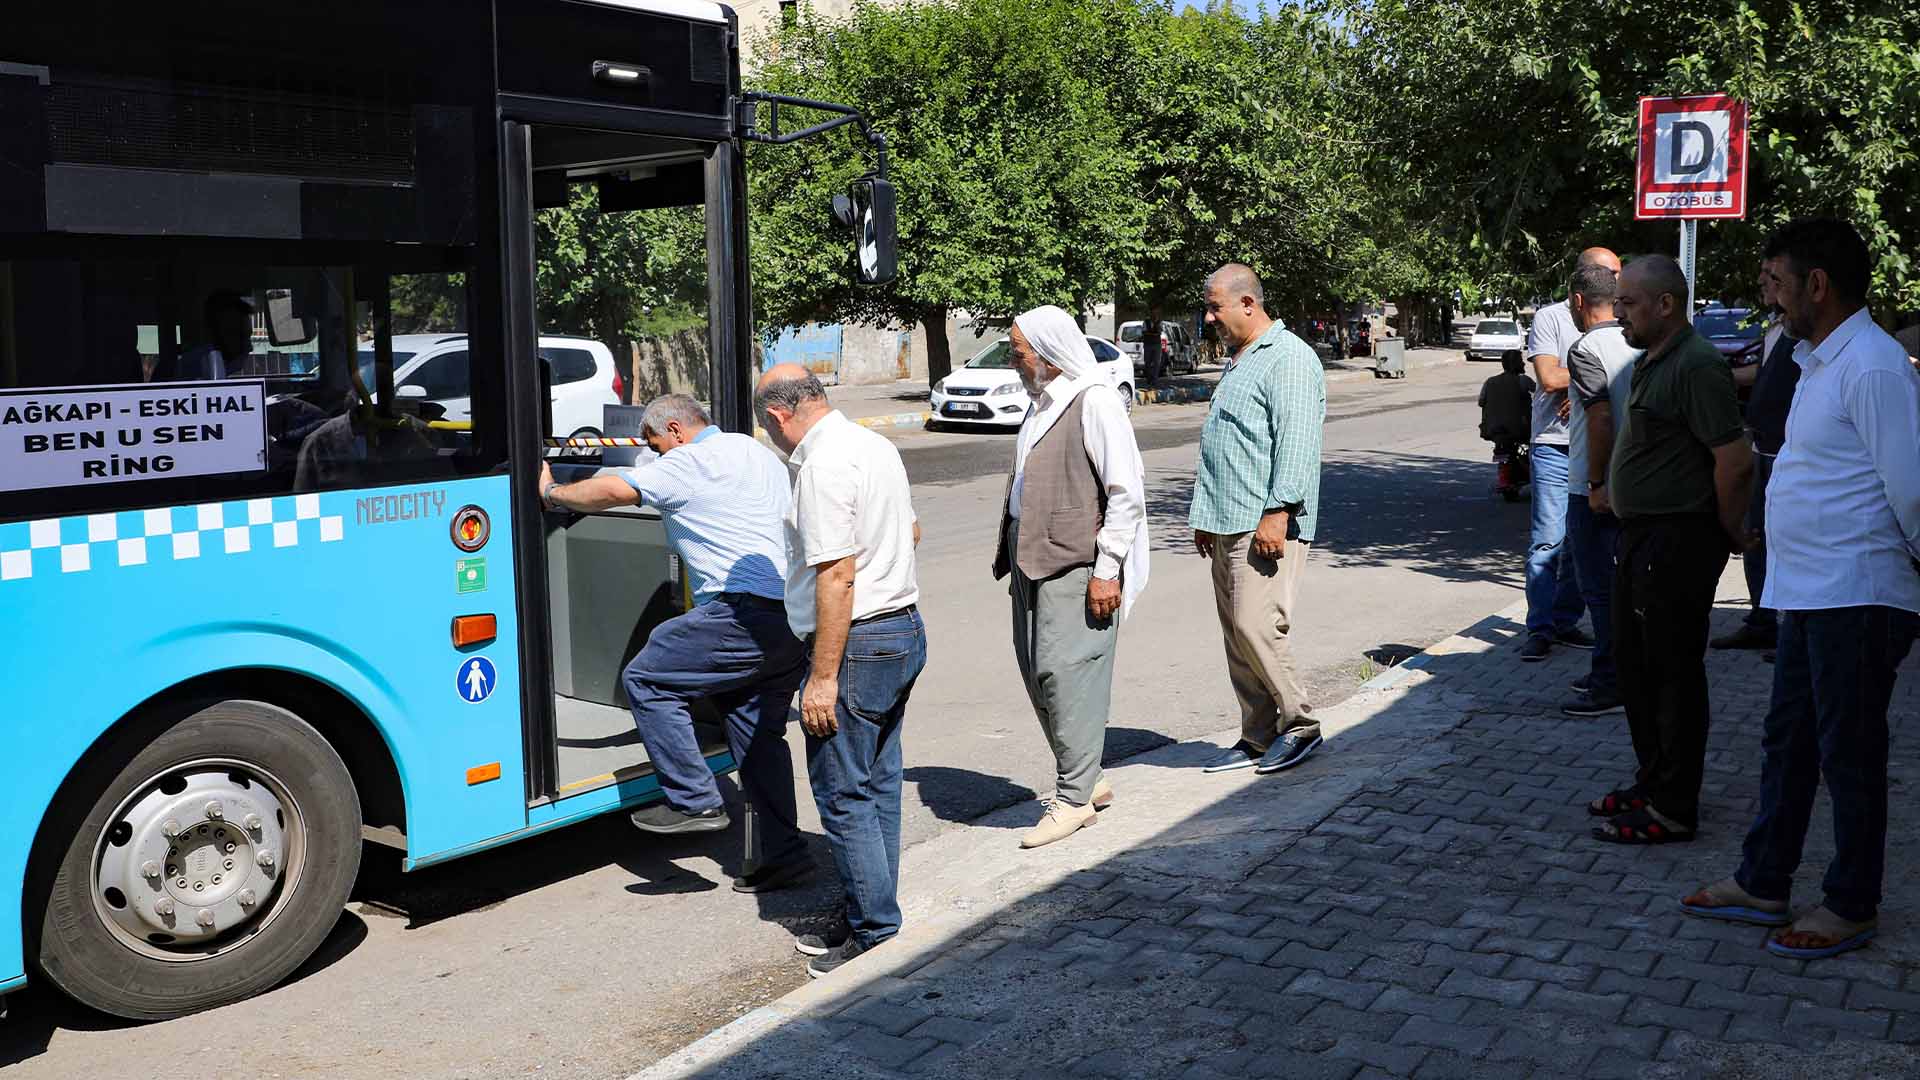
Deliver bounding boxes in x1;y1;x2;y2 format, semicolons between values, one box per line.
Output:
1588;480;1606;491
542;481;561;508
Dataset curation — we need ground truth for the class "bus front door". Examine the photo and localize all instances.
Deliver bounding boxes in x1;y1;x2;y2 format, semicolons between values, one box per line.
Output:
502;119;739;811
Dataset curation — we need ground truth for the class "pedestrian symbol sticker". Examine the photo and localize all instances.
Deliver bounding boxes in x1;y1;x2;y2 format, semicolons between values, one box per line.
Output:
458;656;497;704
456;556;488;594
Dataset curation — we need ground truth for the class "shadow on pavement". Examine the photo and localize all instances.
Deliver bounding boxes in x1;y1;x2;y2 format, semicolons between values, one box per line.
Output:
902;767;1038;829
0;911;368;1068
1103;726;1175;765
1144;450;1525;589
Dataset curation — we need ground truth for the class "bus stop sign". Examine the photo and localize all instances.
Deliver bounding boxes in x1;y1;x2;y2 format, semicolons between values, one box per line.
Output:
1636;94;1748;219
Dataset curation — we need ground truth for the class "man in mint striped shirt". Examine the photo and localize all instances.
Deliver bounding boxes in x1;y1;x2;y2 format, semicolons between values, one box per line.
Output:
1191;264;1328;776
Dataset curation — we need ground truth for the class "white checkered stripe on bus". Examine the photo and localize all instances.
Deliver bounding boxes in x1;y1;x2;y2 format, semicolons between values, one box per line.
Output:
0;495;345;582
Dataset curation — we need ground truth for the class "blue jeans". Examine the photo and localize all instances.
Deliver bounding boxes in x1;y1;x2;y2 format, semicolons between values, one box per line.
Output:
1525;441;1585;637
1565;495;1620;694
806;609;927;947
622;594;809;864
1736;607;1918;922
1741;451;1777;632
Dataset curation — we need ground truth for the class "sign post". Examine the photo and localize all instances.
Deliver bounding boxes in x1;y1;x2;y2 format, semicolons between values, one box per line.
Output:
1636;94;1749;321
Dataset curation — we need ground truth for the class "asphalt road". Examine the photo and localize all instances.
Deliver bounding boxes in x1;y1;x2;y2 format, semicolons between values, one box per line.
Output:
0;358;1532;1080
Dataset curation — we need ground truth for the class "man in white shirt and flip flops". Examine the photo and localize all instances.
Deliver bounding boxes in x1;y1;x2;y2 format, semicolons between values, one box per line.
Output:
1682;218;1920;961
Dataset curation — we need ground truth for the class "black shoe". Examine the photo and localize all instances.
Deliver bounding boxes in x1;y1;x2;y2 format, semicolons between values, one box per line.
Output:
1256;731;1323;774
1570;675;1591;694
1712;623;1776;650
1520;635;1552;662
1553;627;1596;650
807;936;875;977
1202;741;1263;773
794;926;848;957
732;857;816;894
629;803;730;835
1561;691;1625;717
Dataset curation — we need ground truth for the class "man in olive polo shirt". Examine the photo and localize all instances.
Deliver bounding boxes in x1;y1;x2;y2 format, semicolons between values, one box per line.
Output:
1588;254;1753;845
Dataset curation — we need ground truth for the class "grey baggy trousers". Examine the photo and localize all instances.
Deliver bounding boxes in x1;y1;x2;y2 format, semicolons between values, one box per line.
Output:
1008;521;1118;806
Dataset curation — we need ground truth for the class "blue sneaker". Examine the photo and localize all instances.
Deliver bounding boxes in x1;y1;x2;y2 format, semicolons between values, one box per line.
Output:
1255;731;1323;774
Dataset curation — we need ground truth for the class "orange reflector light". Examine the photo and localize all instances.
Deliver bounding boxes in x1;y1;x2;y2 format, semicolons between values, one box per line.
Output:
466;762;502;785
451;614;497;648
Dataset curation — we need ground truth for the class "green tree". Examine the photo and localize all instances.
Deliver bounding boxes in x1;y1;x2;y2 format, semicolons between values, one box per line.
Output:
748;0;1147;384
535;188;709;349
1117;6;1379;325
1338;0;1920;311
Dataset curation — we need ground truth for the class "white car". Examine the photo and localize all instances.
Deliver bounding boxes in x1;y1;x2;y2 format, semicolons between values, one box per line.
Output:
358;333;623;437
1116;320;1197;376
1467;319;1526;362
929;336;1134;429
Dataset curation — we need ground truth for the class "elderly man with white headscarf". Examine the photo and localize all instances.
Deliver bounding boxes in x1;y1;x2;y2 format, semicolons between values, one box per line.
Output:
991;304;1150;849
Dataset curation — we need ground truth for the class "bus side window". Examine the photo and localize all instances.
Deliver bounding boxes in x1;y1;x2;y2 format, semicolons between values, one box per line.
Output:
0;251;491;518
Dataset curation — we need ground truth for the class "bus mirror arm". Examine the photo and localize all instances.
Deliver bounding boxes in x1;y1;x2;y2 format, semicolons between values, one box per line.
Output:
737;91;889;181
738;91;898;286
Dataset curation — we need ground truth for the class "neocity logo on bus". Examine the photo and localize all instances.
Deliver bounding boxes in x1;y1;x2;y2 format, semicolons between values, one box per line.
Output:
354;489;447;526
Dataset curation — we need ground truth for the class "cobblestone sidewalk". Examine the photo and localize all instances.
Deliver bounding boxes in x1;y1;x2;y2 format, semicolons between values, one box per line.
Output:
635;571;1920;1080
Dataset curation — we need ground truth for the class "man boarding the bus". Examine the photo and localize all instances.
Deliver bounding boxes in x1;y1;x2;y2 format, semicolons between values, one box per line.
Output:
993;304;1149;849
755;364;927;979
538;394;815;894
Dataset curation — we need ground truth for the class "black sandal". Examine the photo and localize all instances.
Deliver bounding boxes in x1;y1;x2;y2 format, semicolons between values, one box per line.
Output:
1592;807;1694;845
1586;787;1648;818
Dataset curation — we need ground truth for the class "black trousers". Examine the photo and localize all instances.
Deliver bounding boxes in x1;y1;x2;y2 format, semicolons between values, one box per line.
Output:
1613;513;1730;829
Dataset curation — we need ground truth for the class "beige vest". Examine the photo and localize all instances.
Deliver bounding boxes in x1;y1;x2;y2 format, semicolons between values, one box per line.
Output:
992;392;1105;581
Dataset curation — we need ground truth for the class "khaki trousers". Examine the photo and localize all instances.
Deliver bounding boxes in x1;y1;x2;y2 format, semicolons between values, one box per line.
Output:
1209;531;1317;750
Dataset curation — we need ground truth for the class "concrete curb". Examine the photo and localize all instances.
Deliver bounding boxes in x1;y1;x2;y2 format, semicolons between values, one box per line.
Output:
850;410;935;431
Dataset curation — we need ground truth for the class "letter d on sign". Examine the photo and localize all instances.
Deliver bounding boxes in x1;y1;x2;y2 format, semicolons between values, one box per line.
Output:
1670;120;1713;176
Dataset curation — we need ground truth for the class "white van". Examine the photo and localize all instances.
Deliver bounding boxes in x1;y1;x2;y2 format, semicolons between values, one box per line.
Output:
358;334;623;436
1116;320;1197;376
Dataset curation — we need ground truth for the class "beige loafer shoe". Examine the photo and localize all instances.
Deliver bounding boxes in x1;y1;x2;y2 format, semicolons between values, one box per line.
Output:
1091;777;1114;811
1020;798;1097;849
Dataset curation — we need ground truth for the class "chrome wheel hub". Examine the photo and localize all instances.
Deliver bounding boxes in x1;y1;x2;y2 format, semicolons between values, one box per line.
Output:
93;761;302;960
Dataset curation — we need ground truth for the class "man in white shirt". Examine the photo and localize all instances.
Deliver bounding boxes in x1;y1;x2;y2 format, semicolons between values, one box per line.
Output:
755;363;926;979
537;395;814;893
1519;246;1620;662
991;305;1149;849
1682;218;1920;961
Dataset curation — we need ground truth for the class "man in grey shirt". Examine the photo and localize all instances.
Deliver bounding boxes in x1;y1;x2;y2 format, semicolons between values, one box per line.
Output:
1520;246;1620;662
1560;263;1639;716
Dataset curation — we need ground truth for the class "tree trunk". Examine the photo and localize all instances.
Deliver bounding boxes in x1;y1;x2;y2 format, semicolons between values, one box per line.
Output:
921;307;952;387
1143;303;1164;385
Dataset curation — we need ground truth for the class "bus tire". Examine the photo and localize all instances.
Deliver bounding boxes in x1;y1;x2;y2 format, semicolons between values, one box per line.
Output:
34;699;361;1020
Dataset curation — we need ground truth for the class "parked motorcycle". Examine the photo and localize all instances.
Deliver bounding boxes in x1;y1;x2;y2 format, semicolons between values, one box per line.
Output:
1492;439;1530;503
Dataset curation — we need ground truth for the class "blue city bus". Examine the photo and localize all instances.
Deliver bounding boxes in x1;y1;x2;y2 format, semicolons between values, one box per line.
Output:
0;0;891;1020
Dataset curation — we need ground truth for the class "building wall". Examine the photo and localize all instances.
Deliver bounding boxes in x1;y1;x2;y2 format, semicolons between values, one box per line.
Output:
735;0;869;67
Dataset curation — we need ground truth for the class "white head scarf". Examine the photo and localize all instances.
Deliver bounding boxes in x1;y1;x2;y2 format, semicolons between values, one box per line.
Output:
1009;303;1151;620
1013;304;1098;385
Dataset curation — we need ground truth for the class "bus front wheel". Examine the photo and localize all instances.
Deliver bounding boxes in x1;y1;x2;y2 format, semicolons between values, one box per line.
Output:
35;700;361;1020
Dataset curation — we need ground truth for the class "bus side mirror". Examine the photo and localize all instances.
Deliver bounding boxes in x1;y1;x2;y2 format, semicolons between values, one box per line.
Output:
265;288;317;346
833;177;897;287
